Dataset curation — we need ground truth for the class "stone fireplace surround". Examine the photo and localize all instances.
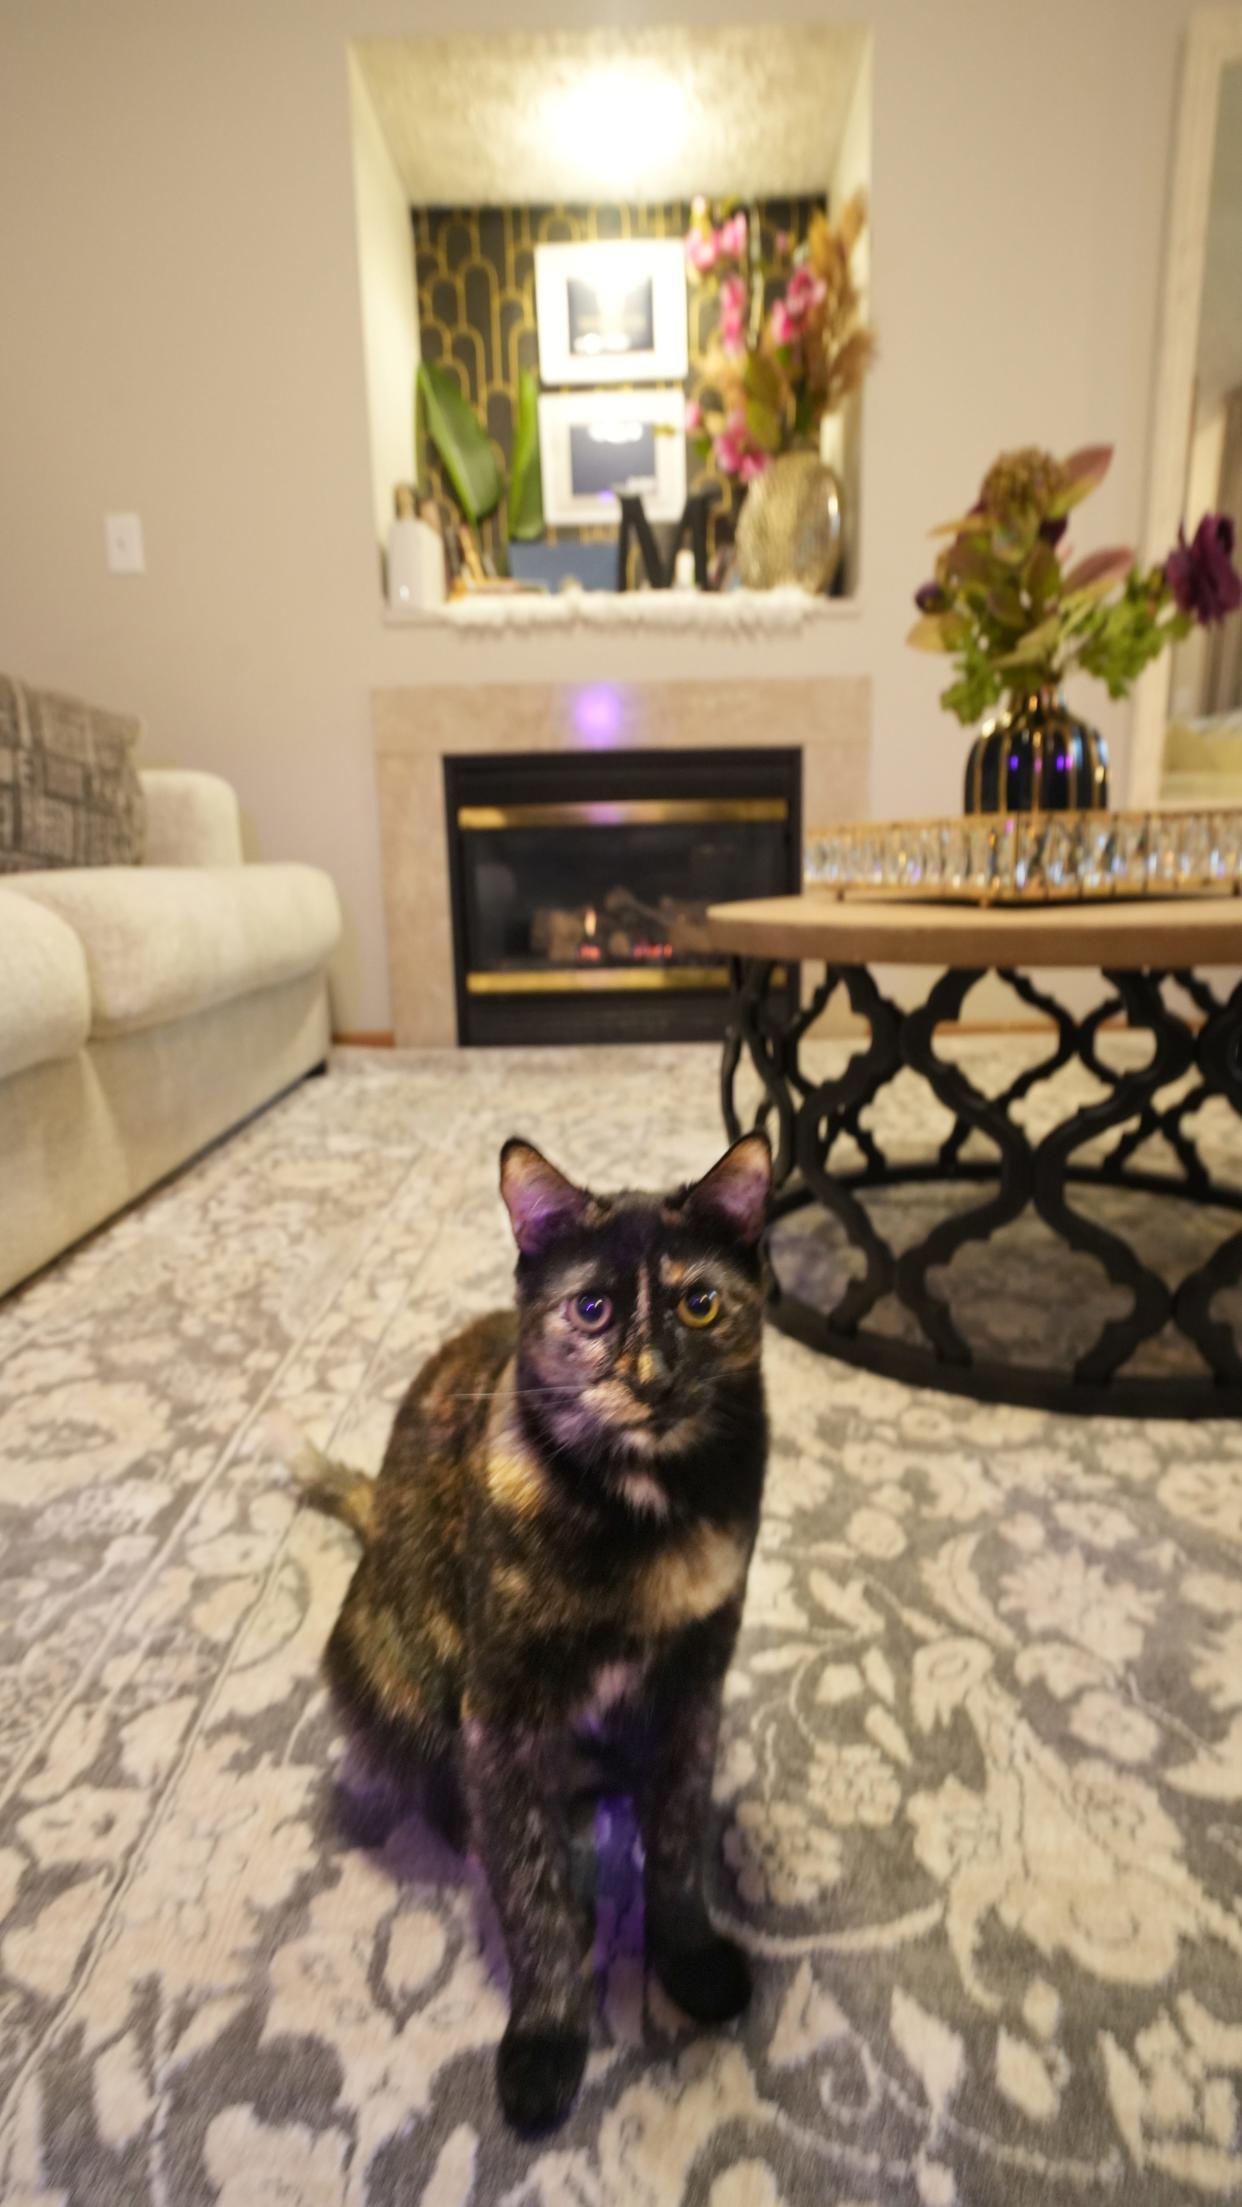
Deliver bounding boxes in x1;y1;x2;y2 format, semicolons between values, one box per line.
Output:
372;678;870;1046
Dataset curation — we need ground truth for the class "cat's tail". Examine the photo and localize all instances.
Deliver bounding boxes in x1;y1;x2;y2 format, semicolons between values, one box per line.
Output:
263;1409;376;1547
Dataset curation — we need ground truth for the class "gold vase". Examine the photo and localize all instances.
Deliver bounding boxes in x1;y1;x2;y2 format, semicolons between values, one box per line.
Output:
736;451;844;594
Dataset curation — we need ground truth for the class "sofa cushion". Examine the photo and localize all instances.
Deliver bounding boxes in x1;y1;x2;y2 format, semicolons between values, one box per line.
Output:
0;675;145;872
139;769;243;867
0;886;91;1079
6;864;341;1036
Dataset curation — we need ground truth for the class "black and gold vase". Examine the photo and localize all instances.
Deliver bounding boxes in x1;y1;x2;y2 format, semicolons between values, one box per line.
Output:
964;688;1109;816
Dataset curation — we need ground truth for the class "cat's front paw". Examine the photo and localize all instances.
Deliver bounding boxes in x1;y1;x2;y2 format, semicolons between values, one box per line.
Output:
650;1931;752;2025
497;2022;589;2133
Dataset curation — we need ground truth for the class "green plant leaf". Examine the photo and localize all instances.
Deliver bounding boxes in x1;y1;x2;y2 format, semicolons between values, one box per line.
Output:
991;504;1039;566
1024;540;1061;604
994;615;1062;668
416;358;501;528
1061;547;1133;598
744;352;784;411
907;613;956;652
985;585;1027;630
942;537;992;588
928;511;993;539
1049;444;1113;515
745;397;784;453
507;368;543;542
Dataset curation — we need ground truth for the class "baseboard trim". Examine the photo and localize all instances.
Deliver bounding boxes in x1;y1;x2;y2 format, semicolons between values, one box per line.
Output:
332;1030;396;1048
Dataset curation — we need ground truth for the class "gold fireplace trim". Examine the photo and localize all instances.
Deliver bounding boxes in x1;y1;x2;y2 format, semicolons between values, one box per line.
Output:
465;964;788;996
467;965;728;996
457;798;790;831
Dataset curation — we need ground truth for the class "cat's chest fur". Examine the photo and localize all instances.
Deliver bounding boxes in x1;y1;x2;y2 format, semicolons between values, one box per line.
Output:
481;1376;753;1644
630;1520;751;1634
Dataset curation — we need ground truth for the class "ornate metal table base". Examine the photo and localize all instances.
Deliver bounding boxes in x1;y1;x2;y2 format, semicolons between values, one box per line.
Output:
722;960;1242;1417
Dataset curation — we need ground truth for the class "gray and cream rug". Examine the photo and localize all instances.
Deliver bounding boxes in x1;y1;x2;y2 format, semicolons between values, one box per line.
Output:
1;1043;1241;2207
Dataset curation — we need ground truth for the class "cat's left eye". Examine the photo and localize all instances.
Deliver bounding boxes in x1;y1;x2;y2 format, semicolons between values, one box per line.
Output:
678;1285;721;1329
571;1290;613;1332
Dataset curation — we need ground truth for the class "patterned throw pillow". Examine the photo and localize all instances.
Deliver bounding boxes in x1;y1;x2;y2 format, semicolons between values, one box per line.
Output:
0;674;146;872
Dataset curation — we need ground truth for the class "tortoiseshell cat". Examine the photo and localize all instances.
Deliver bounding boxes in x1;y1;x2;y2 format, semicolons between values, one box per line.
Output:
293;1131;771;2133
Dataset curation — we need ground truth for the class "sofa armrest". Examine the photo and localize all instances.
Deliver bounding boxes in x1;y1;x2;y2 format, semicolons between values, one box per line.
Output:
140;770;242;867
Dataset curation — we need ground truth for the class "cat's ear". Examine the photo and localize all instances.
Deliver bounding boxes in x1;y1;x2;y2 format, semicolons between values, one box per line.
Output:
500;1139;591;1256
684;1132;772;1245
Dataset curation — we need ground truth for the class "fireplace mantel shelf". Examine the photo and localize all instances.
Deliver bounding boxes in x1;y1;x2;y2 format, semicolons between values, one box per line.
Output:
383;586;860;635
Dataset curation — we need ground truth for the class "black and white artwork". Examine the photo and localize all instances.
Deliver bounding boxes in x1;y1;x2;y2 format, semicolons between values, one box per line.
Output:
535;239;688;385
538;388;687;524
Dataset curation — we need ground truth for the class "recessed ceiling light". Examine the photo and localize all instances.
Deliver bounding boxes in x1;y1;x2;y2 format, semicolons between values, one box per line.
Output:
540;66;687;196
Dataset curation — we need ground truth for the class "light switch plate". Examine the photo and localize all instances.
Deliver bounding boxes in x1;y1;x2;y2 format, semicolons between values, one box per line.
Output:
104;512;145;573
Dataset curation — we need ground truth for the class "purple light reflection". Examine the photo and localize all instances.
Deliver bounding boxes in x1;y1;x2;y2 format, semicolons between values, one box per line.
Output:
573;684;623;748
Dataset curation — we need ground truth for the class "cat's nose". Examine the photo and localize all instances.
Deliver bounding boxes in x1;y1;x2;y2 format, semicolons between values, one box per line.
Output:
630;1345;674;1408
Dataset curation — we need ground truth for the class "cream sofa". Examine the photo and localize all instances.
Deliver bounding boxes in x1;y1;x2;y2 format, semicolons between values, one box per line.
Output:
0;769;340;1297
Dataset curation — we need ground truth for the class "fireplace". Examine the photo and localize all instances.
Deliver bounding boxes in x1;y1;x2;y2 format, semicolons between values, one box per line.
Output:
445;747;801;1044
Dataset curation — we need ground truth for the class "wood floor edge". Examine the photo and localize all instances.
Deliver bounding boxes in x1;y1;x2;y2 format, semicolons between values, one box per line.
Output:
331;1030;396;1048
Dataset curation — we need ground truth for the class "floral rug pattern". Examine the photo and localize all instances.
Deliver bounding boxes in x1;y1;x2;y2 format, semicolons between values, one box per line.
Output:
1;1043;1241;2207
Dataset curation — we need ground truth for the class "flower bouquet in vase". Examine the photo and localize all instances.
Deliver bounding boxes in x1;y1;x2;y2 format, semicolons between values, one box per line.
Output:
684;194;874;593
908;444;1240;814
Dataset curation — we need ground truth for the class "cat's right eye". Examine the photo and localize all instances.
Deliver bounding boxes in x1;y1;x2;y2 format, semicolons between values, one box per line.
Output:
570;1290;613;1333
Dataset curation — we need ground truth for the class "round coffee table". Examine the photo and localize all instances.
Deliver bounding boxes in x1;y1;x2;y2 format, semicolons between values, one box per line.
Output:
706;894;1242;1417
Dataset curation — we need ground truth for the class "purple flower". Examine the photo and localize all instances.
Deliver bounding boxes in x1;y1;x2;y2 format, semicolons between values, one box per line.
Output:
915;580;948;613
1166;513;1242;625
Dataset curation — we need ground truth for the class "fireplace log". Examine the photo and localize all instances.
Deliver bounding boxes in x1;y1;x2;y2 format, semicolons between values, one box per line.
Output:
531;886;713;964
531;908;587;962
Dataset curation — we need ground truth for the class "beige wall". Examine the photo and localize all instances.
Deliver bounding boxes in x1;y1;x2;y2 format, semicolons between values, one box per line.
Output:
348;52;420;558
0;0;1199;1033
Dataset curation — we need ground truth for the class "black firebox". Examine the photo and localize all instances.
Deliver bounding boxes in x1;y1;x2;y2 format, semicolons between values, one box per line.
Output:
445;747;801;1046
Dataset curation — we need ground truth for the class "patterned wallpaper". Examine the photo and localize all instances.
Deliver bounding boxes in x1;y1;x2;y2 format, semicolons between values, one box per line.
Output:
412;199;820;572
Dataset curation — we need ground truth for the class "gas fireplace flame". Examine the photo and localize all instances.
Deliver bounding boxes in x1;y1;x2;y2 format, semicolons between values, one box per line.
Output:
584;908;597;937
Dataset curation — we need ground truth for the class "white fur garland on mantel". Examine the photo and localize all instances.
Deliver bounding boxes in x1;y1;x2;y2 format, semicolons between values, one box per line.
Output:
384;587;858;635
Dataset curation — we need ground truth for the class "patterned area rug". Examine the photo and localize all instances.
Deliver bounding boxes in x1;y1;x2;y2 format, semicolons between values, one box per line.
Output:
1;1044;1241;2207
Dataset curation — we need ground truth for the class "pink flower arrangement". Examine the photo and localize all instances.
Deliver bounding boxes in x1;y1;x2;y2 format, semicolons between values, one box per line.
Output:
718;274;748;356
683;194;874;488
685;229;718;276
770;264;827;348
685;204;749;277
714;412;770;483
717;210;748;262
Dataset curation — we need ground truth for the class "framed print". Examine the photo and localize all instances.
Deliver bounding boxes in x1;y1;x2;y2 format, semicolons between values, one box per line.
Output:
538;387;687;526
535;239;688;386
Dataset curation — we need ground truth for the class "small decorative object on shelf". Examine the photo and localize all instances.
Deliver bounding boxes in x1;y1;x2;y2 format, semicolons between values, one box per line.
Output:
737;449;842;597
684;194;874;594
387;484;446;612
616;486;719;592
907;443;1241;815
805;806;1242;906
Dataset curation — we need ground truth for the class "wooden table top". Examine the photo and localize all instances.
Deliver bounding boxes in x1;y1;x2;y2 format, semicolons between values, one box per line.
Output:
706;893;1242;969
